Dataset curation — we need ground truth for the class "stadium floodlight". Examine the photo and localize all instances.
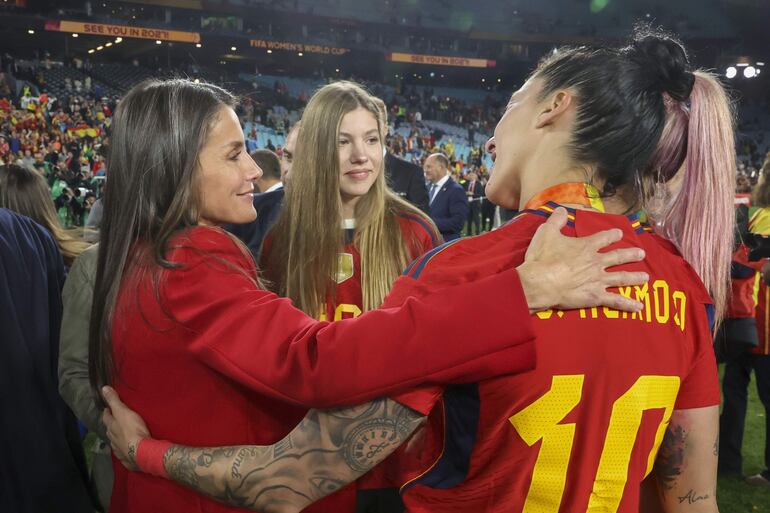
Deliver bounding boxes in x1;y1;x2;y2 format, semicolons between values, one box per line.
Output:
27;29;34;34
115;37;122;43
195;43;202;48
298;52;303;56
481;78;486;82
726;66;737;79
88;49;95;54
72;33;79;38
335;68;340;72
105;42;113;47
194;78;200;83
266;49;272;54
744;66;757;78
497;78;502;83
231;46;237;51
96;45;104;51
757;62;765;66
430;72;435;77
155;40;162;45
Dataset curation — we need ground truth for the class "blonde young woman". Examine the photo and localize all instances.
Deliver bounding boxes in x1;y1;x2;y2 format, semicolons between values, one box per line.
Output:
261;81;441;512
263;81;440;324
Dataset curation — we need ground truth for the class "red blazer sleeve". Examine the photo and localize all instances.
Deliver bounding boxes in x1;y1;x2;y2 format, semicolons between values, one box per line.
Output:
163;229;536;408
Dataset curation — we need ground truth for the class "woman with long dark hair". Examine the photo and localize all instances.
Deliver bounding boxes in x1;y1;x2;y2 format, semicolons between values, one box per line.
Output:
105;28;734;513
90;78;646;512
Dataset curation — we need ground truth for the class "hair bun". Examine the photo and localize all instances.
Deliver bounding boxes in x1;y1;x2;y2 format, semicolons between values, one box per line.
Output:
628;31;694;101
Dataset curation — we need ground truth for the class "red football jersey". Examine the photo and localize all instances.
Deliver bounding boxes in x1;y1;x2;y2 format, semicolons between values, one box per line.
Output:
260;212;439;509
320;212;439;322
387;203;720;513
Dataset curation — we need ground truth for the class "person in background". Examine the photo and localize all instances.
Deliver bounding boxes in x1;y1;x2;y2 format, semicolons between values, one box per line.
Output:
373;97;430;213
424;152;468;241
263;81;440;326
719;168;770;487
0;163;89;267
465;170;484;235
0;208;94;513
58;244;113;510
280;121;300;182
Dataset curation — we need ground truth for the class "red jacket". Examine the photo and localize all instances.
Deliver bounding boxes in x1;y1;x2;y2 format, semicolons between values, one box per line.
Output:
109;227;536;513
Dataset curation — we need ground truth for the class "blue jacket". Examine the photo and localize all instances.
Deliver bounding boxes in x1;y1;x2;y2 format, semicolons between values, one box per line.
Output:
429;176;469;241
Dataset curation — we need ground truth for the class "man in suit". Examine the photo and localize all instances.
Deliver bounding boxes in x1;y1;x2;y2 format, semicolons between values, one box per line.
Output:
373;97;429;212
226;149;284;259
464;170;485;235
424;152;468;241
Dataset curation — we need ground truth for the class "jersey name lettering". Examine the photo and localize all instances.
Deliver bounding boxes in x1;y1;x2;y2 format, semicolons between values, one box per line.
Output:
535;280;687;332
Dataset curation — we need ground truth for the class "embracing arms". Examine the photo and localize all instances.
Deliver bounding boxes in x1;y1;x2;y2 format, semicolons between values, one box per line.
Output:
103;388;423;513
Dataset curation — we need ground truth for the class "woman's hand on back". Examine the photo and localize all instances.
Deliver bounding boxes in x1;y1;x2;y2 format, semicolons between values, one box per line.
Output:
102;386;150;472
518;207;648;313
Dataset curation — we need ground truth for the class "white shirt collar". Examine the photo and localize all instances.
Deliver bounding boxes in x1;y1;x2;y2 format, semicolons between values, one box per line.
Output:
433;174;451;190
264;182;283;193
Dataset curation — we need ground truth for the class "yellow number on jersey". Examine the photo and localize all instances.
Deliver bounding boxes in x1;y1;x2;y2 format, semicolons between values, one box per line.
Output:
509;375;680;513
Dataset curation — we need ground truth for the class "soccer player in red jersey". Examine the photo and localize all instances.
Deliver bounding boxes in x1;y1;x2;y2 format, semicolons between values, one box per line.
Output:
103;29;734;513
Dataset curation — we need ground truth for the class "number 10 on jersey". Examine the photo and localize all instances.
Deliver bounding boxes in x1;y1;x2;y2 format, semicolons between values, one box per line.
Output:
509;375;680;513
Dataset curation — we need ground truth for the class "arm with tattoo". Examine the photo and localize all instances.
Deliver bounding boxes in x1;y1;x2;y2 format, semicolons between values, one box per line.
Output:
650;406;720;513
158;399;424;513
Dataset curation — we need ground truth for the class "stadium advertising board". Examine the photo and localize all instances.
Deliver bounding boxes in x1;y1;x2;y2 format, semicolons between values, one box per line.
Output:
45;21;201;44
249;39;350;55
386;52;496;68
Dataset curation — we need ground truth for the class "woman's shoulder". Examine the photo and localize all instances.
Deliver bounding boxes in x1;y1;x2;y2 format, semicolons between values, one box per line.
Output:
167;226;256;271
396;210;440;249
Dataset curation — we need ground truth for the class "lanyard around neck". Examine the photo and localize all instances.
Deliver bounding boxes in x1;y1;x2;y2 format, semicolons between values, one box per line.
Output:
523;182;605;212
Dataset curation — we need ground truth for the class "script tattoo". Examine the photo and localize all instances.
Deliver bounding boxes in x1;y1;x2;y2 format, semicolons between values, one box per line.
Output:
654;423;686;490
678;489;710;505
161;398;425;511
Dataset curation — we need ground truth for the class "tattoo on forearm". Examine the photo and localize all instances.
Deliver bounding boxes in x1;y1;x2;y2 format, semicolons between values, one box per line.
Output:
678;489;709;505
654;423;686;490
161;398;425;511
713;434;719;457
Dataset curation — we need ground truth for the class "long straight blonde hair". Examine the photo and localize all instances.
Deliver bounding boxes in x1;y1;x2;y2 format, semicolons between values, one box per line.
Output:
266;81;434;316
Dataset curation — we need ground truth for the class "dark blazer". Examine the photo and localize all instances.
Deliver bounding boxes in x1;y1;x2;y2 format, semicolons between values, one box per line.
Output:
429;176;469;241
465;179;485;213
385;152;429;213
225;186;284;260
0;208;94;513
